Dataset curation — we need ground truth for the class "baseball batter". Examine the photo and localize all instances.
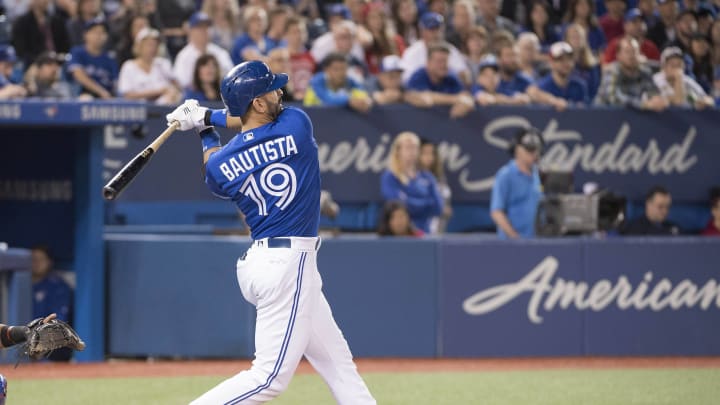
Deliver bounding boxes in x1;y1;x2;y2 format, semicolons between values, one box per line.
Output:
166;61;376;404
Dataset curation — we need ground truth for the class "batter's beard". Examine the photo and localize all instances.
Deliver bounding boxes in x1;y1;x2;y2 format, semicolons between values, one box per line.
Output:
268;102;283;120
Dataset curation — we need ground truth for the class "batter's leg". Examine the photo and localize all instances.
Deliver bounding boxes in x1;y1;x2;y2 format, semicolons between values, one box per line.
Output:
190;249;320;405
304;291;376;405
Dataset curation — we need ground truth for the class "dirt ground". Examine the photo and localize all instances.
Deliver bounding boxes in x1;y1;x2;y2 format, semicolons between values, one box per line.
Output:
2;357;720;380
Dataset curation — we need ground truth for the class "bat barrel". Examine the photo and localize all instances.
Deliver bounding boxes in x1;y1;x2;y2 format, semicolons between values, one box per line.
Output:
102;186;118;200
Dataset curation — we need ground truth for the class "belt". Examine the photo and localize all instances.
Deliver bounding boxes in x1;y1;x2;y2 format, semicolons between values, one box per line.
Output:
253;237;320;251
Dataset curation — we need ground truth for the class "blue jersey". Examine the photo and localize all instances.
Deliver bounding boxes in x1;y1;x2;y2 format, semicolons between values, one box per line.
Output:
405;68;464;94
67;45;118;93
33;274;72;322
498;73;532;96
205;107;321;239
536;74;589;104
490;160;542;239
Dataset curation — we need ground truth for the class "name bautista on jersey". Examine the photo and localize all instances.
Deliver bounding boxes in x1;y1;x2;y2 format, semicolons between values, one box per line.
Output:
218;135;299;181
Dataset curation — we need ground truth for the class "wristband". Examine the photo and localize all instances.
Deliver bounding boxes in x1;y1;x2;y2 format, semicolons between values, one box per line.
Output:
199;128;221;152
205;109;228;128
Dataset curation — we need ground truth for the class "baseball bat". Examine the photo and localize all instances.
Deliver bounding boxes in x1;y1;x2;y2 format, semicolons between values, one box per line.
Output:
102;121;180;201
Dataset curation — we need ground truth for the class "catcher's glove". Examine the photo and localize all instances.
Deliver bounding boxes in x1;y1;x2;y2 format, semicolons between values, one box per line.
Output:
22;314;86;360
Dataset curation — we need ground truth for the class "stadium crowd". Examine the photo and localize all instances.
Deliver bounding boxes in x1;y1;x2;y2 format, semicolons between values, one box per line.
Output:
0;0;718;111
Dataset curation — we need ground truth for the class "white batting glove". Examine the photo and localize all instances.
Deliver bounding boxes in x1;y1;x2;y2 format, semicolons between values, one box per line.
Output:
166;99;211;131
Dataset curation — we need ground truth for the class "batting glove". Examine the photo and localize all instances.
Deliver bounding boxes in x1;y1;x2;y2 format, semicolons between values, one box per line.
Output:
166;100;211;132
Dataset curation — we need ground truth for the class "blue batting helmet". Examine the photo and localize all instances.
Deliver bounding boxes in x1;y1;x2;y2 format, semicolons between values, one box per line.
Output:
220;60;289;116
0;373;7;405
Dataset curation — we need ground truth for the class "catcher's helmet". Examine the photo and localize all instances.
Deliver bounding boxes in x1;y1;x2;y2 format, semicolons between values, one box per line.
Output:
221;60;289;116
0;373;7;405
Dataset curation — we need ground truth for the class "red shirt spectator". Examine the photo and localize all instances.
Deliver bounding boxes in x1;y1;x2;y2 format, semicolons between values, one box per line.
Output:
702;192;720;236
603;9;660;64
599;0;626;43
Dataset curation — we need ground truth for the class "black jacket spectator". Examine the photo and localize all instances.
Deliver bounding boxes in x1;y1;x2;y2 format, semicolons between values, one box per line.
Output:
620;216;680;235
11;9;71;67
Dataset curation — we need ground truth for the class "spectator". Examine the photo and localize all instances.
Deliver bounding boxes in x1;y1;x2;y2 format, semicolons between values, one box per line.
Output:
516;32;548;80
0;45;27;99
230;6;275;65
647;0;678;49
367;54;406;104
495;40;534;96
464;26;490;82
603;8;661;65
476;0;520;36
114;14;152;65
266;5;293;50
696;4;715;37
419;139;452;234
311;20;367;83
380;131;443;234
637;0;659;29
67;0;103;46
400;12;470;85
303;52;373;113
599;0;627;43
67;18;118;99
404;42;475;118
523;0;561;50
667;9;698;53
183;54;221;102
31;246;73;361
173;12;233;90
562;0;608;53
377;200;424;236
701;188;720;236
118;28;180;104
490;127;544;239
284;16;315;101
425;0;451;19
359;1;405;75
201;0;242;51
653;46;714;108
107;0;164;63
11;0;72;67
620;186;680;235
153;0;195;58
711;20;720;67
266;48;295;102
534;41;590;105
688;33;713;93
594;37;667;111
473;54;531;105
391;0;419;45
24;51;72;98
564;23;602;99
446;0;476;53
345;0;369;24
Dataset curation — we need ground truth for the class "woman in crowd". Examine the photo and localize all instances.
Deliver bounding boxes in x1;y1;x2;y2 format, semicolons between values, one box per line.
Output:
562;0;607;54
564;23;601;100
419;139;452;234
360;1;405;75
380;131;443;234
523;0;559;51
689;34;714;93
118;27;180;104
447;0;476;54
516;32;548;80
201;0;242;51
464;26;490;82
391;0;419;46
183;53;222;102
377;200;424;237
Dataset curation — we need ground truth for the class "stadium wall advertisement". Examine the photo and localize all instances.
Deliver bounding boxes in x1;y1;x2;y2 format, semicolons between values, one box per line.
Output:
103;105;720;203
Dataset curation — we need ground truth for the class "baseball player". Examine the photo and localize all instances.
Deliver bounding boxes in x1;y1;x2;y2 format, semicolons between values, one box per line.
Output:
166;60;376;405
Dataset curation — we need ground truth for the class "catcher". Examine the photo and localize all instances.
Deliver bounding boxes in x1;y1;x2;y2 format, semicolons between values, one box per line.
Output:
1;313;85;360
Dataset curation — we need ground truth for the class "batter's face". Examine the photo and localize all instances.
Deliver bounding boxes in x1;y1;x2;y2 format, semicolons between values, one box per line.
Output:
259;88;283;120
646;193;671;222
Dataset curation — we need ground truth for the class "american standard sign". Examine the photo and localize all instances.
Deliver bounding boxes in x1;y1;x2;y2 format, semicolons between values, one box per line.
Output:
462;256;720;324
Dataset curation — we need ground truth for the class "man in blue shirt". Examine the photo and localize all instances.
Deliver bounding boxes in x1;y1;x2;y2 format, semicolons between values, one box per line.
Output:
0;45;26;99
404;42;474;118
67;17;118;99
231;6;280;65
303;52;373;112
490;128;544;239
496;40;533;96
165;61;376;404
534;41;590;105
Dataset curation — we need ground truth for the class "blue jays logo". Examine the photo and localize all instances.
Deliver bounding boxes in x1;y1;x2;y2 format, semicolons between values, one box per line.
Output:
243;132;254;142
44;105;58;118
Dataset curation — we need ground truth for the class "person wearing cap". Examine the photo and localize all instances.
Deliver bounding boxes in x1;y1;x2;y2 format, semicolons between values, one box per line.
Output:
24;51;72;99
696;4;716;36
303;52;373;113
405;42;475;118
490;128;545;239
10;0;71;67
400;12;470;85
647;0;679;48
666;9;699;53
67;0;103;46
118;27;181;105
365;55;406;104
173;12;233;90
0;45;27;99
230;6;276;65
476;0;520;36
599;0;628;43
653;46;713;108
472;54;531;105
284;16;316;101
602;8;660;65
594;37;667;110
66;18;118;99
533;41;590;105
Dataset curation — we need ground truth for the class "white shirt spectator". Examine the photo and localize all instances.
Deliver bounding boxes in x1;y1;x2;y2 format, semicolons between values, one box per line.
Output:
310;32;365;64
400;40;469;83
173;42;233;89
118;57;175;99
652;71;710;108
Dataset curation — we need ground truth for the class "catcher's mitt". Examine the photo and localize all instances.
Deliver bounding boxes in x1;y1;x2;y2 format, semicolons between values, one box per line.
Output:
22;316;86;360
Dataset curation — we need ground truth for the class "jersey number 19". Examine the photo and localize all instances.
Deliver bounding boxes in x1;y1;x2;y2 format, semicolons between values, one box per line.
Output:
239;163;297;216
